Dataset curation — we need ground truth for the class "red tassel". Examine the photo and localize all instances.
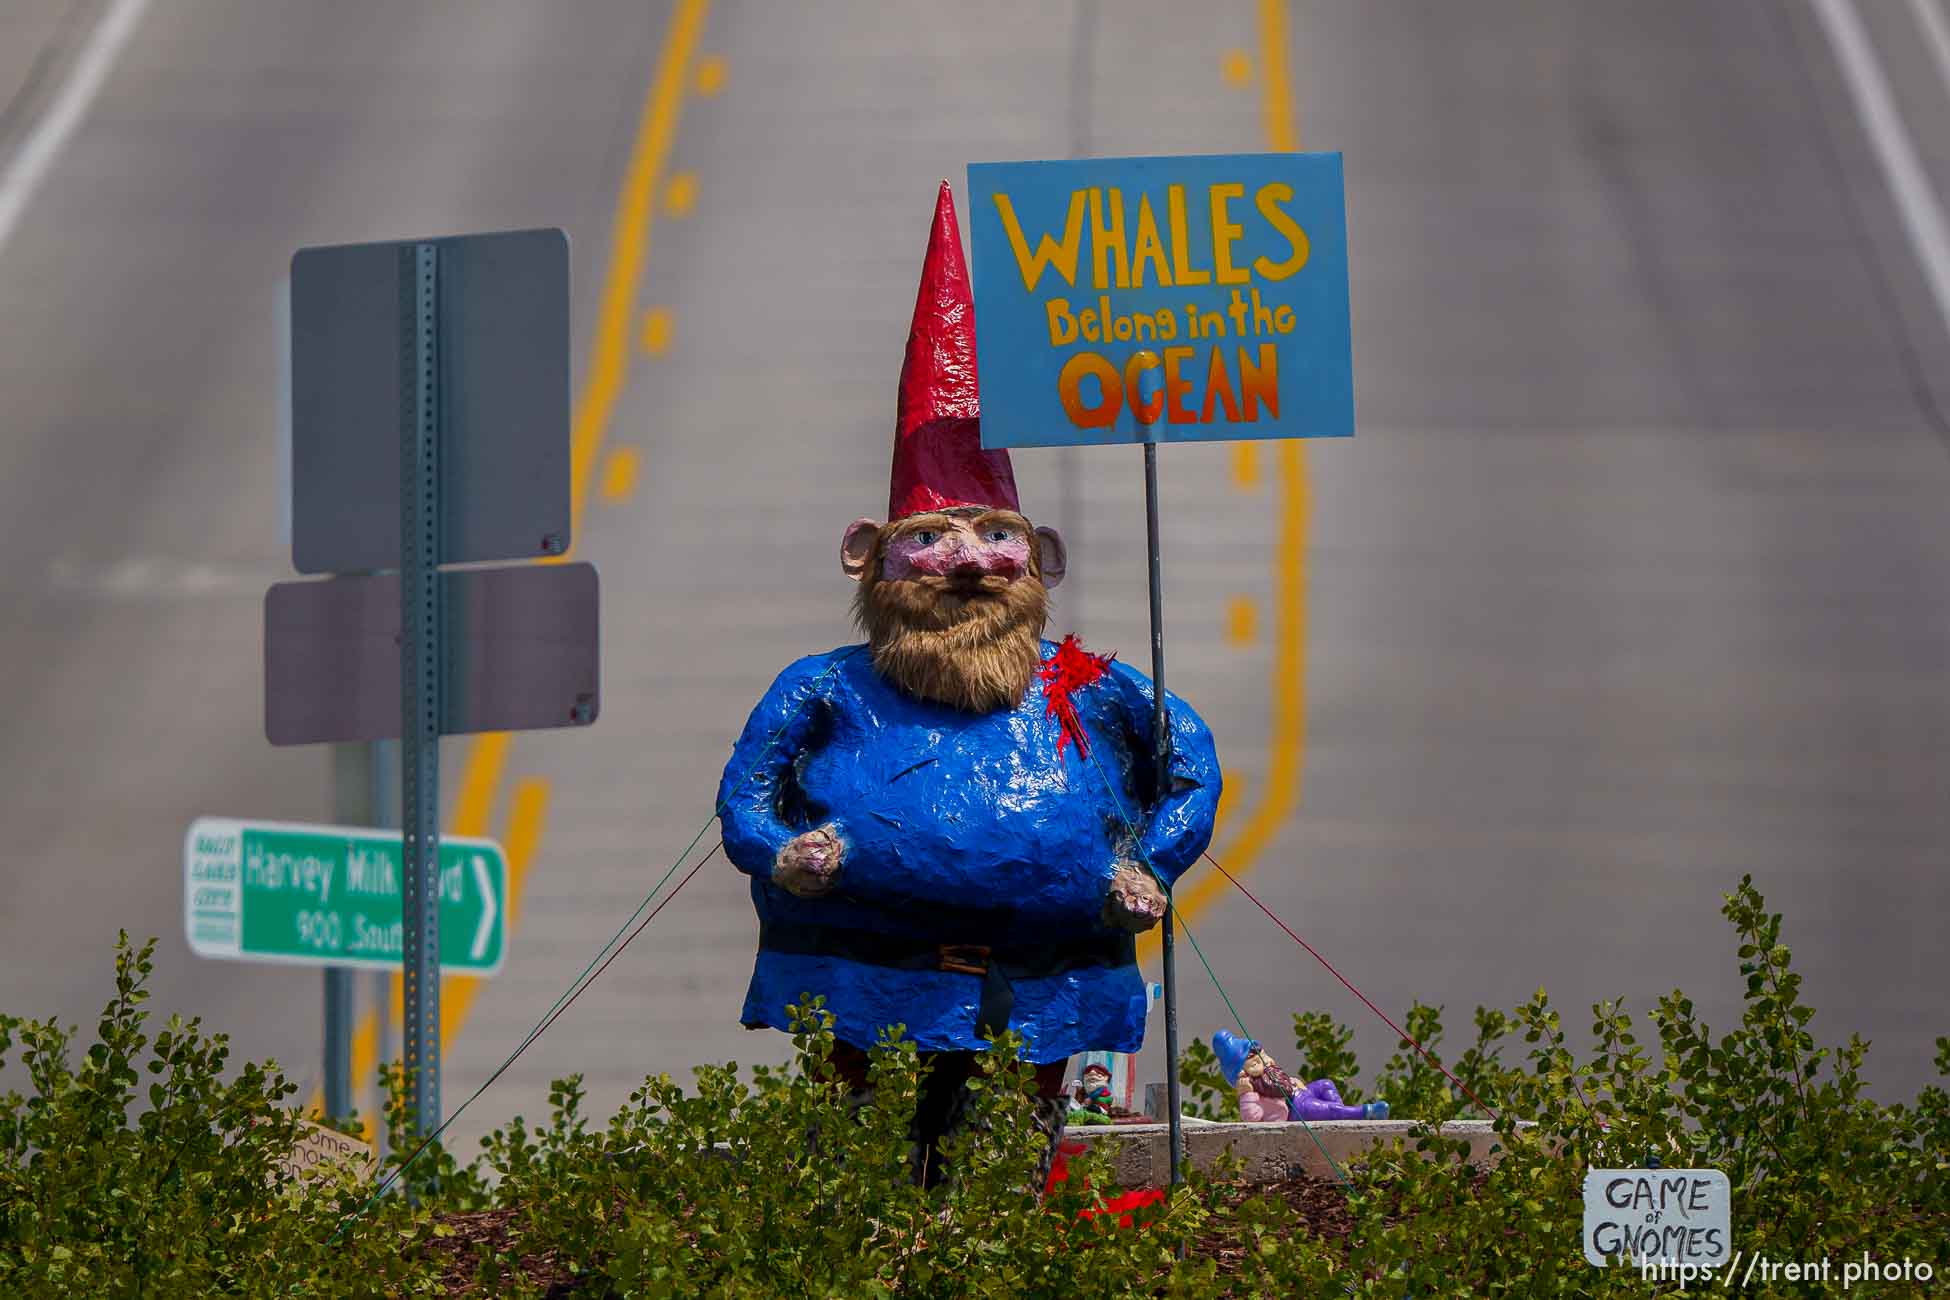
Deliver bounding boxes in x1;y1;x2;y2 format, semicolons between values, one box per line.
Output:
1038;634;1113;759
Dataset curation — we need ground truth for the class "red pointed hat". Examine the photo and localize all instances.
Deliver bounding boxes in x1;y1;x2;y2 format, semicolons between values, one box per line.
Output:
888;182;1020;520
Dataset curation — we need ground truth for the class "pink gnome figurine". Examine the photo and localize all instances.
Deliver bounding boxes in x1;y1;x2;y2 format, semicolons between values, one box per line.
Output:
1213;1030;1388;1123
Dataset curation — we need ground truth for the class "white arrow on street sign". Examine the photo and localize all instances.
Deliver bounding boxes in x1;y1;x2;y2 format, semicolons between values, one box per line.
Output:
470;854;497;962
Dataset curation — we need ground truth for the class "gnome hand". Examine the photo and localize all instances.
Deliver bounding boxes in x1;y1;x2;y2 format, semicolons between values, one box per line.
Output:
1103;862;1167;933
774;825;843;898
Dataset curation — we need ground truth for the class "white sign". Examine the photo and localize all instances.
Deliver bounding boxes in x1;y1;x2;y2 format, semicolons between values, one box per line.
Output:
183;816;506;974
1582;1168;1730;1267
261;1115;377;1184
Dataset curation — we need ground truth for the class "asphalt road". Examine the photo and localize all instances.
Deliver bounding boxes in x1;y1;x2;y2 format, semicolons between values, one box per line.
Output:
1;0;1946;1160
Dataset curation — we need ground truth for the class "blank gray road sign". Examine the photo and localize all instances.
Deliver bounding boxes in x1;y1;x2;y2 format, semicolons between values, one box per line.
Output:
264;563;599;745
290;227;570;574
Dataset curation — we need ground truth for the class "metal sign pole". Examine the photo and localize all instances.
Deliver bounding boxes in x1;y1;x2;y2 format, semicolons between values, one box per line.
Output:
370;737;398;1157
322;966;352;1119
1141;437;1184;1188
400;242;443;1144
323;741;373;1120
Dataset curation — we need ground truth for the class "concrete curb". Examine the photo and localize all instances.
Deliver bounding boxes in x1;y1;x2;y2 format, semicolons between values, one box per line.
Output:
1069;1119;1509;1187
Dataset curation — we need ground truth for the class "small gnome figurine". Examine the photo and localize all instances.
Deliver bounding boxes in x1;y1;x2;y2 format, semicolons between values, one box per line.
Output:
1068;1062;1116;1125
1214;1029;1389;1123
719;183;1222;1189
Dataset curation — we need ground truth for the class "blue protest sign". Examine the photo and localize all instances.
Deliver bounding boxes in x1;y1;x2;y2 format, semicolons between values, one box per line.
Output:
967;153;1352;449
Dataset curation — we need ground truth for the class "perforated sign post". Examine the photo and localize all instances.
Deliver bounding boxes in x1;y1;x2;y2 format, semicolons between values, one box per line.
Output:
260;227;597;1150
968;154;1353;1188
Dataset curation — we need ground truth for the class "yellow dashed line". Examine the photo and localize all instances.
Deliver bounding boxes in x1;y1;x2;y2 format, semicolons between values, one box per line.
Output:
1225;596;1257;645
1221;48;1253;86
695;53;727;97
601;446;643;503
1231;440;1260;490
666;171;698;217
641;306;674;356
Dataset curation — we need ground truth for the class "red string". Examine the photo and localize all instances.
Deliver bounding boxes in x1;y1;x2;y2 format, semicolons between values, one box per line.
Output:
520;846;716;1052
1200;850;1500;1123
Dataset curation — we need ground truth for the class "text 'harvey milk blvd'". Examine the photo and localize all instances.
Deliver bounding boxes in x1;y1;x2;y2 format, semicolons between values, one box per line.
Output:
186;817;506;976
969;154;1352;448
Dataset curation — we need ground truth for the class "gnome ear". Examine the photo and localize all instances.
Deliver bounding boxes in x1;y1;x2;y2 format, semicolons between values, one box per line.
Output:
841;518;883;582
1034;526;1067;590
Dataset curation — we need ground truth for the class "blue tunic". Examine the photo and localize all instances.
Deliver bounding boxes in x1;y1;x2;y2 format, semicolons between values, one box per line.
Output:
718;641;1221;1063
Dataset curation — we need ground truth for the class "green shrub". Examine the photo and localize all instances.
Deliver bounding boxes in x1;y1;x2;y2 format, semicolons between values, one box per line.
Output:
0;935;436;1296
3;879;1945;1297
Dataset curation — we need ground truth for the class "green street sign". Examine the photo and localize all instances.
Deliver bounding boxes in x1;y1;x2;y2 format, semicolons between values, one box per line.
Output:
185;817;506;975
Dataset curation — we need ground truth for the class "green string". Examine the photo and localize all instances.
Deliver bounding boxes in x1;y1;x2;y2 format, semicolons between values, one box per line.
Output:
330;649;860;1239
1079;734;1353;1191
1166;906;1244;1040
331;650;1360;1247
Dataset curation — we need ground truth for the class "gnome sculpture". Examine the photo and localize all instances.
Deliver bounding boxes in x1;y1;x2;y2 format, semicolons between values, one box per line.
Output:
1213;1029;1389;1123
719;183;1221;1186
1068;1062;1116;1125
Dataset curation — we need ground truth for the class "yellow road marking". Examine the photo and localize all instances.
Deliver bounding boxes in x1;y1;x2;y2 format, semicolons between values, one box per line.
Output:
342;779;552;1141
641;306;674;356
695;53;727;96
323;2;713;1126
416;779;551;1109
1211;769;1242;847
1221;48;1253;86
666;171;698;217
454;733;512;837
1142;0;1311;961
1225;596;1257;645
1231;439;1260;489
567;0;712;545
1259;0;1300;151
601;446;643;502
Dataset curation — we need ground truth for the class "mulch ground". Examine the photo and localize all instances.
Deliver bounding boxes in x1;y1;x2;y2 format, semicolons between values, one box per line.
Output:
422;1205;578;1298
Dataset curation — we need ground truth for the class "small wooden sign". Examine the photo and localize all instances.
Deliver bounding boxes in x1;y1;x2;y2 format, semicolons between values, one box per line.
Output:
280;1117;378;1184
1582;1168;1730;1267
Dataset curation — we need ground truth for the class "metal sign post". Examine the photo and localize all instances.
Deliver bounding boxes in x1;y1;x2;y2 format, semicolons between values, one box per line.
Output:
400;242;443;1143
267;224;591;1154
324;742;374;1121
1140;436;1185;1189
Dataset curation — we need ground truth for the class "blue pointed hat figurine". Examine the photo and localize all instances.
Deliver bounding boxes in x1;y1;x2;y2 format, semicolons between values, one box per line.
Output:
1213;1029;1258;1085
1213;1027;1391;1122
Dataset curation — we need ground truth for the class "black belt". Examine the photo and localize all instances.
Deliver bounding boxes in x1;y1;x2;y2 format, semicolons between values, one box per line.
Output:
758;920;1133;1037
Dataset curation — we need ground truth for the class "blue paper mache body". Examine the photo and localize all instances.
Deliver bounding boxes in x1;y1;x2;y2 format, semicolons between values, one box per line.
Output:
719;641;1220;1064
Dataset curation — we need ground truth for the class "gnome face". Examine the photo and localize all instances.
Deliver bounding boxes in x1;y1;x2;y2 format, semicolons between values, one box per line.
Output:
1244;1049;1299;1101
840;181;1067;714
844;507;1064;713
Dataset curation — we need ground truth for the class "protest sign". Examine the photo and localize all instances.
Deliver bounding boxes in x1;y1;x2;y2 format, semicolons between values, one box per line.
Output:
967;153;1352;448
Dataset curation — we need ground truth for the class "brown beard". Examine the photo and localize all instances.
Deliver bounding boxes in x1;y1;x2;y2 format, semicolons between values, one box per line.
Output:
853;537;1050;713
1254;1062;1298;1103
